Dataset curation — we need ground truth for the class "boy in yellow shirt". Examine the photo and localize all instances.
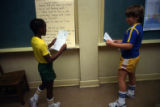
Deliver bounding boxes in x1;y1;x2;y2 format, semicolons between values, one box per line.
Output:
106;5;144;107
30;18;66;107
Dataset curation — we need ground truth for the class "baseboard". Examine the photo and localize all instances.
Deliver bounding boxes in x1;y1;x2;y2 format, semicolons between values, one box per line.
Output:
54;79;80;87
99;73;160;84
99;76;117;84
29;73;160;88
80;80;100;88
29;79;80;89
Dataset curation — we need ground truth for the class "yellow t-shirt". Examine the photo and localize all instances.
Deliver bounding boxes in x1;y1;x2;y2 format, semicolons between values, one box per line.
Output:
31;36;50;63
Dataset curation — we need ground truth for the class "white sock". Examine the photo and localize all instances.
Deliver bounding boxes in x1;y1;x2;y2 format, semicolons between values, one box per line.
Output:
32;87;42;101
118;91;126;105
47;97;54;105
128;85;136;96
33;93;39;101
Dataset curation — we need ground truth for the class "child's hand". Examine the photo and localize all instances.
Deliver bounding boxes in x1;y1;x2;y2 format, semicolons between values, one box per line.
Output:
60;44;67;52
52;38;57;44
48;38;57;48
106;40;114;46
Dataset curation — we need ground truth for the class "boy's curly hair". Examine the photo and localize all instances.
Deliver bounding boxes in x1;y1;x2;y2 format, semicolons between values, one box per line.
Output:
125;5;144;23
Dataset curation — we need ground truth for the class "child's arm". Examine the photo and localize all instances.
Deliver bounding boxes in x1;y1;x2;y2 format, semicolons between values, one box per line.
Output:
113;40;122;44
44;44;67;63
109;28;138;50
106;40;133;50
48;38;57;48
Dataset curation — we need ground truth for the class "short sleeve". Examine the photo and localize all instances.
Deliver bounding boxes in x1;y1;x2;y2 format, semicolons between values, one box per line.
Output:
127;29;138;45
40;43;49;56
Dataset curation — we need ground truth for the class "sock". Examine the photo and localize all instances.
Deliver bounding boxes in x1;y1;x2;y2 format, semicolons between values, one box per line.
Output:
32;87;42;101
118;91;126;105
128;85;136;96
47;97;54;105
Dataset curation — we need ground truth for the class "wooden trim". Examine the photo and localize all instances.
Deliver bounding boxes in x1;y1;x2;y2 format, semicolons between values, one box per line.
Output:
29;73;160;88
80;80;99;88
99;73;160;84
142;39;160;44
98;39;160;47
29;79;80;88
74;0;79;45
0;45;79;53
0;47;33;53
99;0;105;43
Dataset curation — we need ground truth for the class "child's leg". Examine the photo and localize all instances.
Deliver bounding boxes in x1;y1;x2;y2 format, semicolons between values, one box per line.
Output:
46;80;54;105
39;82;47;90
127;72;136;97
46;80;60;107
117;70;128;104
30;82;47;107
109;70;128;107
31;82;46;102
118;70;128;92
46;80;53;100
128;72;136;85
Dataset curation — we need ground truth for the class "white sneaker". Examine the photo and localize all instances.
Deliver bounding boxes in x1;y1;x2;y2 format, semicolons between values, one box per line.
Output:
109;100;126;107
126;93;135;99
30;97;38;107
48;102;61;107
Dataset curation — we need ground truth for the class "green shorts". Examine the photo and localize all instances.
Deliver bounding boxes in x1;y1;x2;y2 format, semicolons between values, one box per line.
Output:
38;62;56;82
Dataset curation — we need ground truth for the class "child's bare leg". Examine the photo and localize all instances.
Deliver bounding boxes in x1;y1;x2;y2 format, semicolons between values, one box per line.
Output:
118;70;128;92
30;82;46;107
117;70;128;105
127;72;136;97
39;82;47;90
46;80;53;99
128;72;136;85
46;80;60;107
109;70;128;106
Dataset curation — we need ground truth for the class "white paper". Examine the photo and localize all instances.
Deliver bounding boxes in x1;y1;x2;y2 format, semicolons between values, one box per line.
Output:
104;32;113;41
51;30;68;51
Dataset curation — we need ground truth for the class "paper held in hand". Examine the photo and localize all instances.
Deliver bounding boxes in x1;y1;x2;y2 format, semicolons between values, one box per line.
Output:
51;30;68;51
104;32;113;42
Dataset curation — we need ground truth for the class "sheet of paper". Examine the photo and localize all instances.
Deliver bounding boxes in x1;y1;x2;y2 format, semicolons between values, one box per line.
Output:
51;30;68;51
104;32;113;41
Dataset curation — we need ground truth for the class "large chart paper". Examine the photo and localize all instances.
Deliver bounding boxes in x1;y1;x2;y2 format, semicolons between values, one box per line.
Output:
143;0;160;31
35;0;75;47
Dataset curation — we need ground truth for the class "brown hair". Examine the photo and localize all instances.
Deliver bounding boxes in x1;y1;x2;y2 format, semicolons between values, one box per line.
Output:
125;5;144;23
